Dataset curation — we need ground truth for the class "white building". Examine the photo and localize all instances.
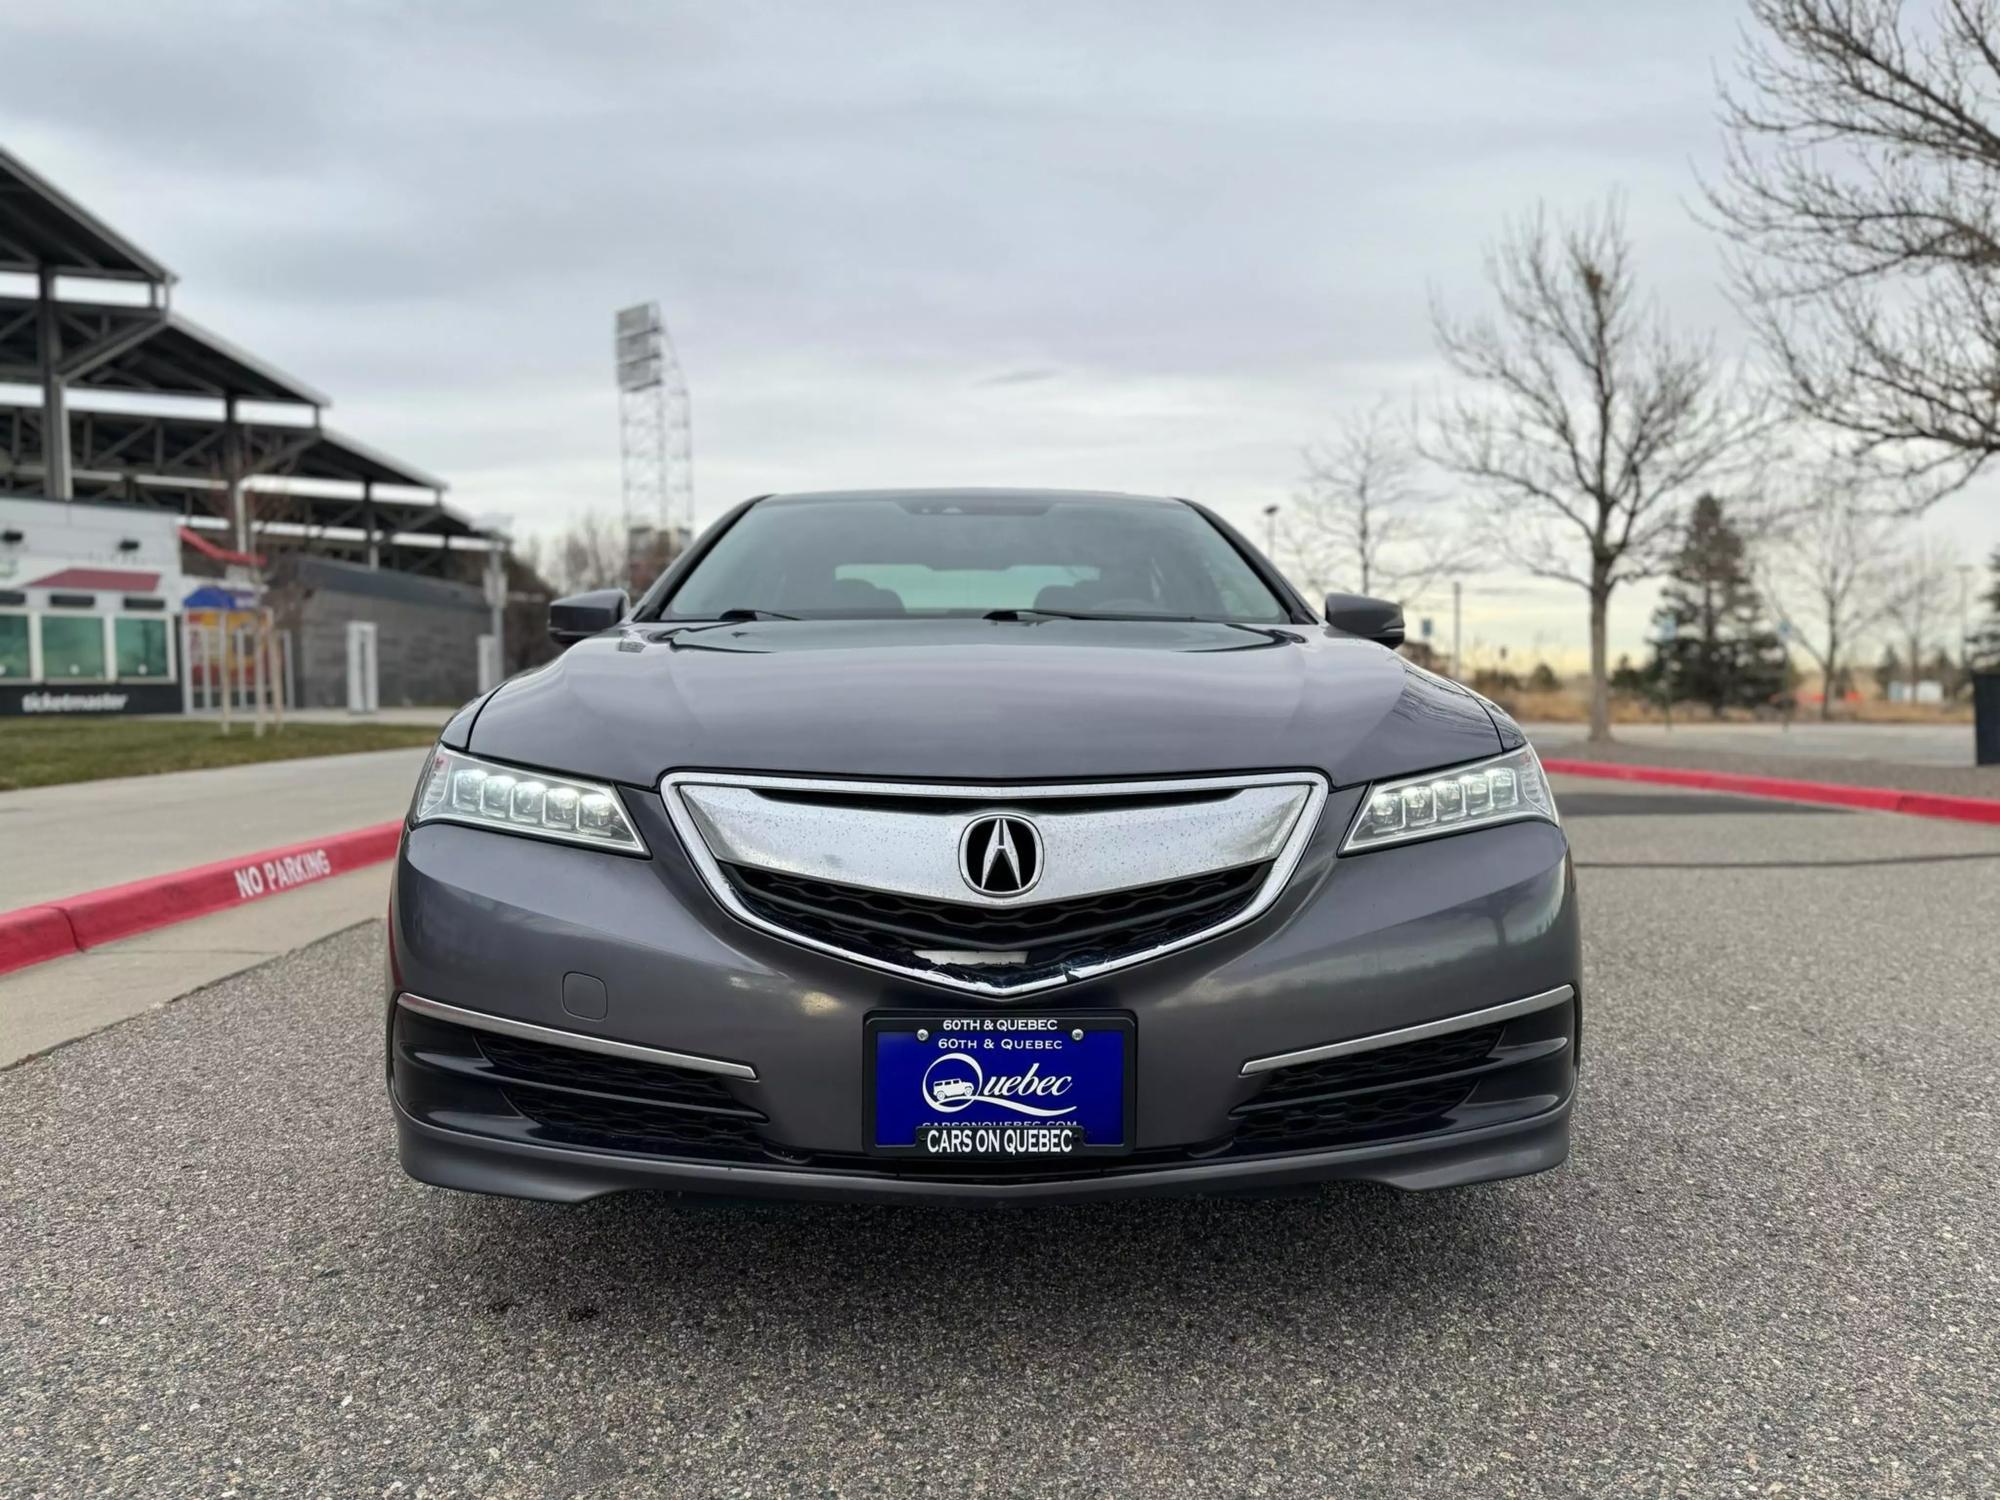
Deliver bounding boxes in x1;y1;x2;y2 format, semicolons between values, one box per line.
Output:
0;496;187;716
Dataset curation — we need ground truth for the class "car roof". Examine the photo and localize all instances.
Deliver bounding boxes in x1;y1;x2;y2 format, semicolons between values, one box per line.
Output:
757;487;1189;508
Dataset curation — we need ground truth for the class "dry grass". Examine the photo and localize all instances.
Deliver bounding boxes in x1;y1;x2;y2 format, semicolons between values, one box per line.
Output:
0;719;439;791
1839;698;1978;723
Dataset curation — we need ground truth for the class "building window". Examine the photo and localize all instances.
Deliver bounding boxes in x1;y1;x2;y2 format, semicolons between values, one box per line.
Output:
115;616;171;679
39;615;107;681
0;614;27;679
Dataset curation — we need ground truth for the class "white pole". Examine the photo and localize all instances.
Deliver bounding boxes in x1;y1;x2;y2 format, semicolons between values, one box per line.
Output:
272;617;287;730
252;621;267;738
219;620;232;735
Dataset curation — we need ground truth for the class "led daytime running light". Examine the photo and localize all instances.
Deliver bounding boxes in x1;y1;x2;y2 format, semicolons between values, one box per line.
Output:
413;748;647;853
1343;746;1556;853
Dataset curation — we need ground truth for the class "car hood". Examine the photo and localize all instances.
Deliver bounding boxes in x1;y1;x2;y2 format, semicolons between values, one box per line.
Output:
465;618;1503;789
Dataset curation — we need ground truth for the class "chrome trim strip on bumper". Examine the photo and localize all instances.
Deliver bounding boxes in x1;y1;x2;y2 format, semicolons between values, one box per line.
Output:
659;770;1330;998
395;992;759;1081
1237;984;1576;1076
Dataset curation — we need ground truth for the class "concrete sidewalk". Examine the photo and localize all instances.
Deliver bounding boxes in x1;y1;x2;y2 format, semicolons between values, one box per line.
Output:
0;746;429;911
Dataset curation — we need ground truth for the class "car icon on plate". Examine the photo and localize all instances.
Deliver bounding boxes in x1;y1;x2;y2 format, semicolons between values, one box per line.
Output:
930;1076;976;1103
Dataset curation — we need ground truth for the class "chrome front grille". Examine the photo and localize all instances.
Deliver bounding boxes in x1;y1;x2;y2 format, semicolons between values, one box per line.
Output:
725;859;1272;981
662;772;1328;995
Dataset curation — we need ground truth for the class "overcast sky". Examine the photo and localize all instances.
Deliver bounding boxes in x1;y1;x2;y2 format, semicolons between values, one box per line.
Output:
3;0;1995;664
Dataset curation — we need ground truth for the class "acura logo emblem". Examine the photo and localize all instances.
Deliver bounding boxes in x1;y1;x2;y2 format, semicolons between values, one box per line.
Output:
959;814;1042;898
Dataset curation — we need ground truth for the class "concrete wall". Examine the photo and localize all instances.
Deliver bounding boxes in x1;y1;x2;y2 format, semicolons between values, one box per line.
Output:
277;555;486;709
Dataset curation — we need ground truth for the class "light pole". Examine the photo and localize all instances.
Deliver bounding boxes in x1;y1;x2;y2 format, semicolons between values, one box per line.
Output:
1653;611;1679;732
1261;504;1280;560
1959;564;1977;690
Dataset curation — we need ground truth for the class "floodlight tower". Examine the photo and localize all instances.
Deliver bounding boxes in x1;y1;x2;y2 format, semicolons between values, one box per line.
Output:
613;302;694;578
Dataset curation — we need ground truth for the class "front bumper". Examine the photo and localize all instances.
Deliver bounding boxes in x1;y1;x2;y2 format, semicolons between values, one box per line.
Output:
388;785;1580;1202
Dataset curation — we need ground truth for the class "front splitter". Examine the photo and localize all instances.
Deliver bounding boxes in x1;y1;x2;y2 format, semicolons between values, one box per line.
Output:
393;1095;1573;1205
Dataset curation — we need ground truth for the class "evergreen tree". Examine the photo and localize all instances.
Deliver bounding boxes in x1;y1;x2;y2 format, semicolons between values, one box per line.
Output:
1648;495;1789;713
1609;653;1649;695
1927;647;1965;701
1874;646;1903;698
1975;549;2000;669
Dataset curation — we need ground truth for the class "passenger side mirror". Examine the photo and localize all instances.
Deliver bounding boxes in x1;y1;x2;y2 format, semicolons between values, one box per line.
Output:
548;588;628;647
1322;592;1405;648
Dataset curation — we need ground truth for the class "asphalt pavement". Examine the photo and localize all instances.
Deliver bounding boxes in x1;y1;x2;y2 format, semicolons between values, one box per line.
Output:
3;777;1996;1498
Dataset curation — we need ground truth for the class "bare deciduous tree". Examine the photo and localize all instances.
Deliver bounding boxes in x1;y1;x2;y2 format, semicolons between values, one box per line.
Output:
1711;0;2000;503
1880;532;1960;698
1282;402;1470;603
519;511;628;599
1760;474;1902;717
1426;200;1773;742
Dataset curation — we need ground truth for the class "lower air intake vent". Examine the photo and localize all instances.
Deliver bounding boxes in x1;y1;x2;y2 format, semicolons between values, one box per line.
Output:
1230;1077;1474;1150
503;1087;769;1158
1245;1023;1506;1107
1229;1022;1510;1151
476;1030;747;1112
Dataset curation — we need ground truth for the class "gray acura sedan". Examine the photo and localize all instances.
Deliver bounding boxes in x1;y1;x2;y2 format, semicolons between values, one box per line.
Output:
388;488;1577;1202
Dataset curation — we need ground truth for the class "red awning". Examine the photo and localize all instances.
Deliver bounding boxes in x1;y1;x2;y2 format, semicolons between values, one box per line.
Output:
24;566;161;591
179;526;264;568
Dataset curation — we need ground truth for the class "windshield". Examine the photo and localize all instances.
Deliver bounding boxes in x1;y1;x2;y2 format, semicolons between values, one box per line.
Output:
654;493;1291;623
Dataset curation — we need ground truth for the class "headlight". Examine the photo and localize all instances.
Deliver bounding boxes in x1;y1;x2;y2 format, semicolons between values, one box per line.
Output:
1342;745;1557;853
411;747;648;854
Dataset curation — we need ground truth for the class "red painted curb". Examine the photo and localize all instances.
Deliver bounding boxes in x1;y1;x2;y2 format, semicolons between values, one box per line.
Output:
1541;758;2000;825
0;906;80;974
0;821;402;978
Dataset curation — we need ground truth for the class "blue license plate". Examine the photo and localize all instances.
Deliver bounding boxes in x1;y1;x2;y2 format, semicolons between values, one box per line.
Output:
868;1015;1133;1157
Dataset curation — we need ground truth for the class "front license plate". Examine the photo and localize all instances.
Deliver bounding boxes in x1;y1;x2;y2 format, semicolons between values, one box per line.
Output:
867;1014;1134;1158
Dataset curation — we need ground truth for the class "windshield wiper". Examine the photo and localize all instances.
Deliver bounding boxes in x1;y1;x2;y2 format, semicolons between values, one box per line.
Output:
982;607;1298;644
982;607;1208;623
656;607;801;637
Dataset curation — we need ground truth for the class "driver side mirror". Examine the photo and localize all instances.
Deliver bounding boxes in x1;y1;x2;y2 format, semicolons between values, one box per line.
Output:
1323;592;1405;648
548;588;628;647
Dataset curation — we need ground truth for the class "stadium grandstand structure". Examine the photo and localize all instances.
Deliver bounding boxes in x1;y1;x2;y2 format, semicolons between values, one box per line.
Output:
0;143;494;576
